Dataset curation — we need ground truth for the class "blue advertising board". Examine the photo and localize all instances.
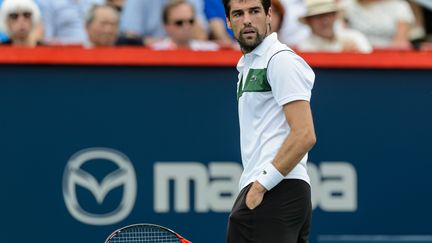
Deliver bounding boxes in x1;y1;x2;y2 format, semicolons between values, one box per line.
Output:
0;65;431;243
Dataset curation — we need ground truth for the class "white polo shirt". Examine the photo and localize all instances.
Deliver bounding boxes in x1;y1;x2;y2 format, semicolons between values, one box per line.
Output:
236;33;315;190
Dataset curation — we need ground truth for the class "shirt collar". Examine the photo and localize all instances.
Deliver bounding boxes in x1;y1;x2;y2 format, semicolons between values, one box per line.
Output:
237;32;278;72
250;32;278;57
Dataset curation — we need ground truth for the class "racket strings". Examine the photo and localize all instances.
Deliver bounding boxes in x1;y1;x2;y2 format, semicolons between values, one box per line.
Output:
108;226;180;243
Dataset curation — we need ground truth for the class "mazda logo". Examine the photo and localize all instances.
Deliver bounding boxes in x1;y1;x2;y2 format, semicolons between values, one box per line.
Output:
63;148;137;225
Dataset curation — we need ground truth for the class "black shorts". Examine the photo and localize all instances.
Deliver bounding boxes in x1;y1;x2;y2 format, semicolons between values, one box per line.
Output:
227;179;312;243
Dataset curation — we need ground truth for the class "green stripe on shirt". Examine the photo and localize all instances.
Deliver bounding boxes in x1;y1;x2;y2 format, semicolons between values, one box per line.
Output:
238;68;271;100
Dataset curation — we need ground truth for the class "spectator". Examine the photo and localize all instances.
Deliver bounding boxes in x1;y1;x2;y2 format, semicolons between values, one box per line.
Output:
119;0;208;46
298;0;372;53
278;0;311;47
85;5;119;47
150;0;219;51
345;0;415;49
204;0;234;47
37;0;104;45
0;0;41;46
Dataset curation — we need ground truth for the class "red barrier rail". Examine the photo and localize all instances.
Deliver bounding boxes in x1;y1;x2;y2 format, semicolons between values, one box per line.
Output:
0;46;431;69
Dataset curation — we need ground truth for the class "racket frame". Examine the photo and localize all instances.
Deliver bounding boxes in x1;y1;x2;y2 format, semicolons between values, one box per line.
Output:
104;223;191;243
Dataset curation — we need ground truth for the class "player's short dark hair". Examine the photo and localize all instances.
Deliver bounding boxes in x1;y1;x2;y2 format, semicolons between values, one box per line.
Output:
222;0;271;19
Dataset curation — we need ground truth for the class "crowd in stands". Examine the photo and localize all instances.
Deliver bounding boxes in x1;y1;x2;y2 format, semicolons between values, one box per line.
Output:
0;0;431;52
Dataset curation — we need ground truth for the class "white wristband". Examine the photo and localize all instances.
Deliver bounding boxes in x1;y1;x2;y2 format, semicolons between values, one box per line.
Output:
256;163;285;191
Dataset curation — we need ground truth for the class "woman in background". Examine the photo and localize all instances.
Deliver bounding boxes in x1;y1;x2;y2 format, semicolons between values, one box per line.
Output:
345;0;415;49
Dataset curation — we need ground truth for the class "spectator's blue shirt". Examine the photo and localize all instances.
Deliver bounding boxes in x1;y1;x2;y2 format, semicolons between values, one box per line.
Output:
0;0;9;42
120;0;207;38
0;32;4;43
204;0;225;20
204;0;233;38
36;0;103;44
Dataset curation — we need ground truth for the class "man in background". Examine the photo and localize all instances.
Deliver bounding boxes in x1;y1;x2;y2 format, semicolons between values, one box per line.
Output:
150;0;219;50
298;0;372;53
119;0;208;46
85;4;119;47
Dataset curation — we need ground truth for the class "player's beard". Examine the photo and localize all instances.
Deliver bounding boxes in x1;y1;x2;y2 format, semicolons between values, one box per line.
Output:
236;25;267;53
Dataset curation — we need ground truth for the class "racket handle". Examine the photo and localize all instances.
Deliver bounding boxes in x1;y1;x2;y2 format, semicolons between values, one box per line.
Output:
180;236;192;243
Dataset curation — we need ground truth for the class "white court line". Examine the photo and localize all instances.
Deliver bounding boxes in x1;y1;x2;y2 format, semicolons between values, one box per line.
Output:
318;235;432;242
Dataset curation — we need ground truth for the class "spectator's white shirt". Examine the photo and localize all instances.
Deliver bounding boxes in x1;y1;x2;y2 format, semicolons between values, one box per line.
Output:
278;0;311;47
298;28;372;53
345;0;415;47
150;38;219;51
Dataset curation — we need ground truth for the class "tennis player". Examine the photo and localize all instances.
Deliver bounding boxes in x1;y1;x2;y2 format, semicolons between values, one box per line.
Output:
223;0;317;242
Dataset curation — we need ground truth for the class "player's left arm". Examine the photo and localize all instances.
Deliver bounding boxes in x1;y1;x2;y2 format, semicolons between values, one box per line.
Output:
246;100;316;209
273;100;316;175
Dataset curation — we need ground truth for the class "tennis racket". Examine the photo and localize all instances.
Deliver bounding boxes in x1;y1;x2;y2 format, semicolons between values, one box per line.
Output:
104;223;192;243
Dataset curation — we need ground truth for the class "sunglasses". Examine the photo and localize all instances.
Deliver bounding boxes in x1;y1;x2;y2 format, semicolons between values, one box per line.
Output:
172;18;195;27
8;12;32;20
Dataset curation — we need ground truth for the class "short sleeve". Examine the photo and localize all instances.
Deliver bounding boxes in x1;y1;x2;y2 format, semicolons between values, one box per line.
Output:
267;51;315;106
392;0;415;24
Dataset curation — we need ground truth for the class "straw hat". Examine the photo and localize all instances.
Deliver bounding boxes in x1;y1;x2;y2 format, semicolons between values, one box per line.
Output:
299;0;339;22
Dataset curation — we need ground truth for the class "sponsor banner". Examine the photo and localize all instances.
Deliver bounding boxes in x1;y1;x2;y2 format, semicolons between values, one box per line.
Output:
0;66;431;243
